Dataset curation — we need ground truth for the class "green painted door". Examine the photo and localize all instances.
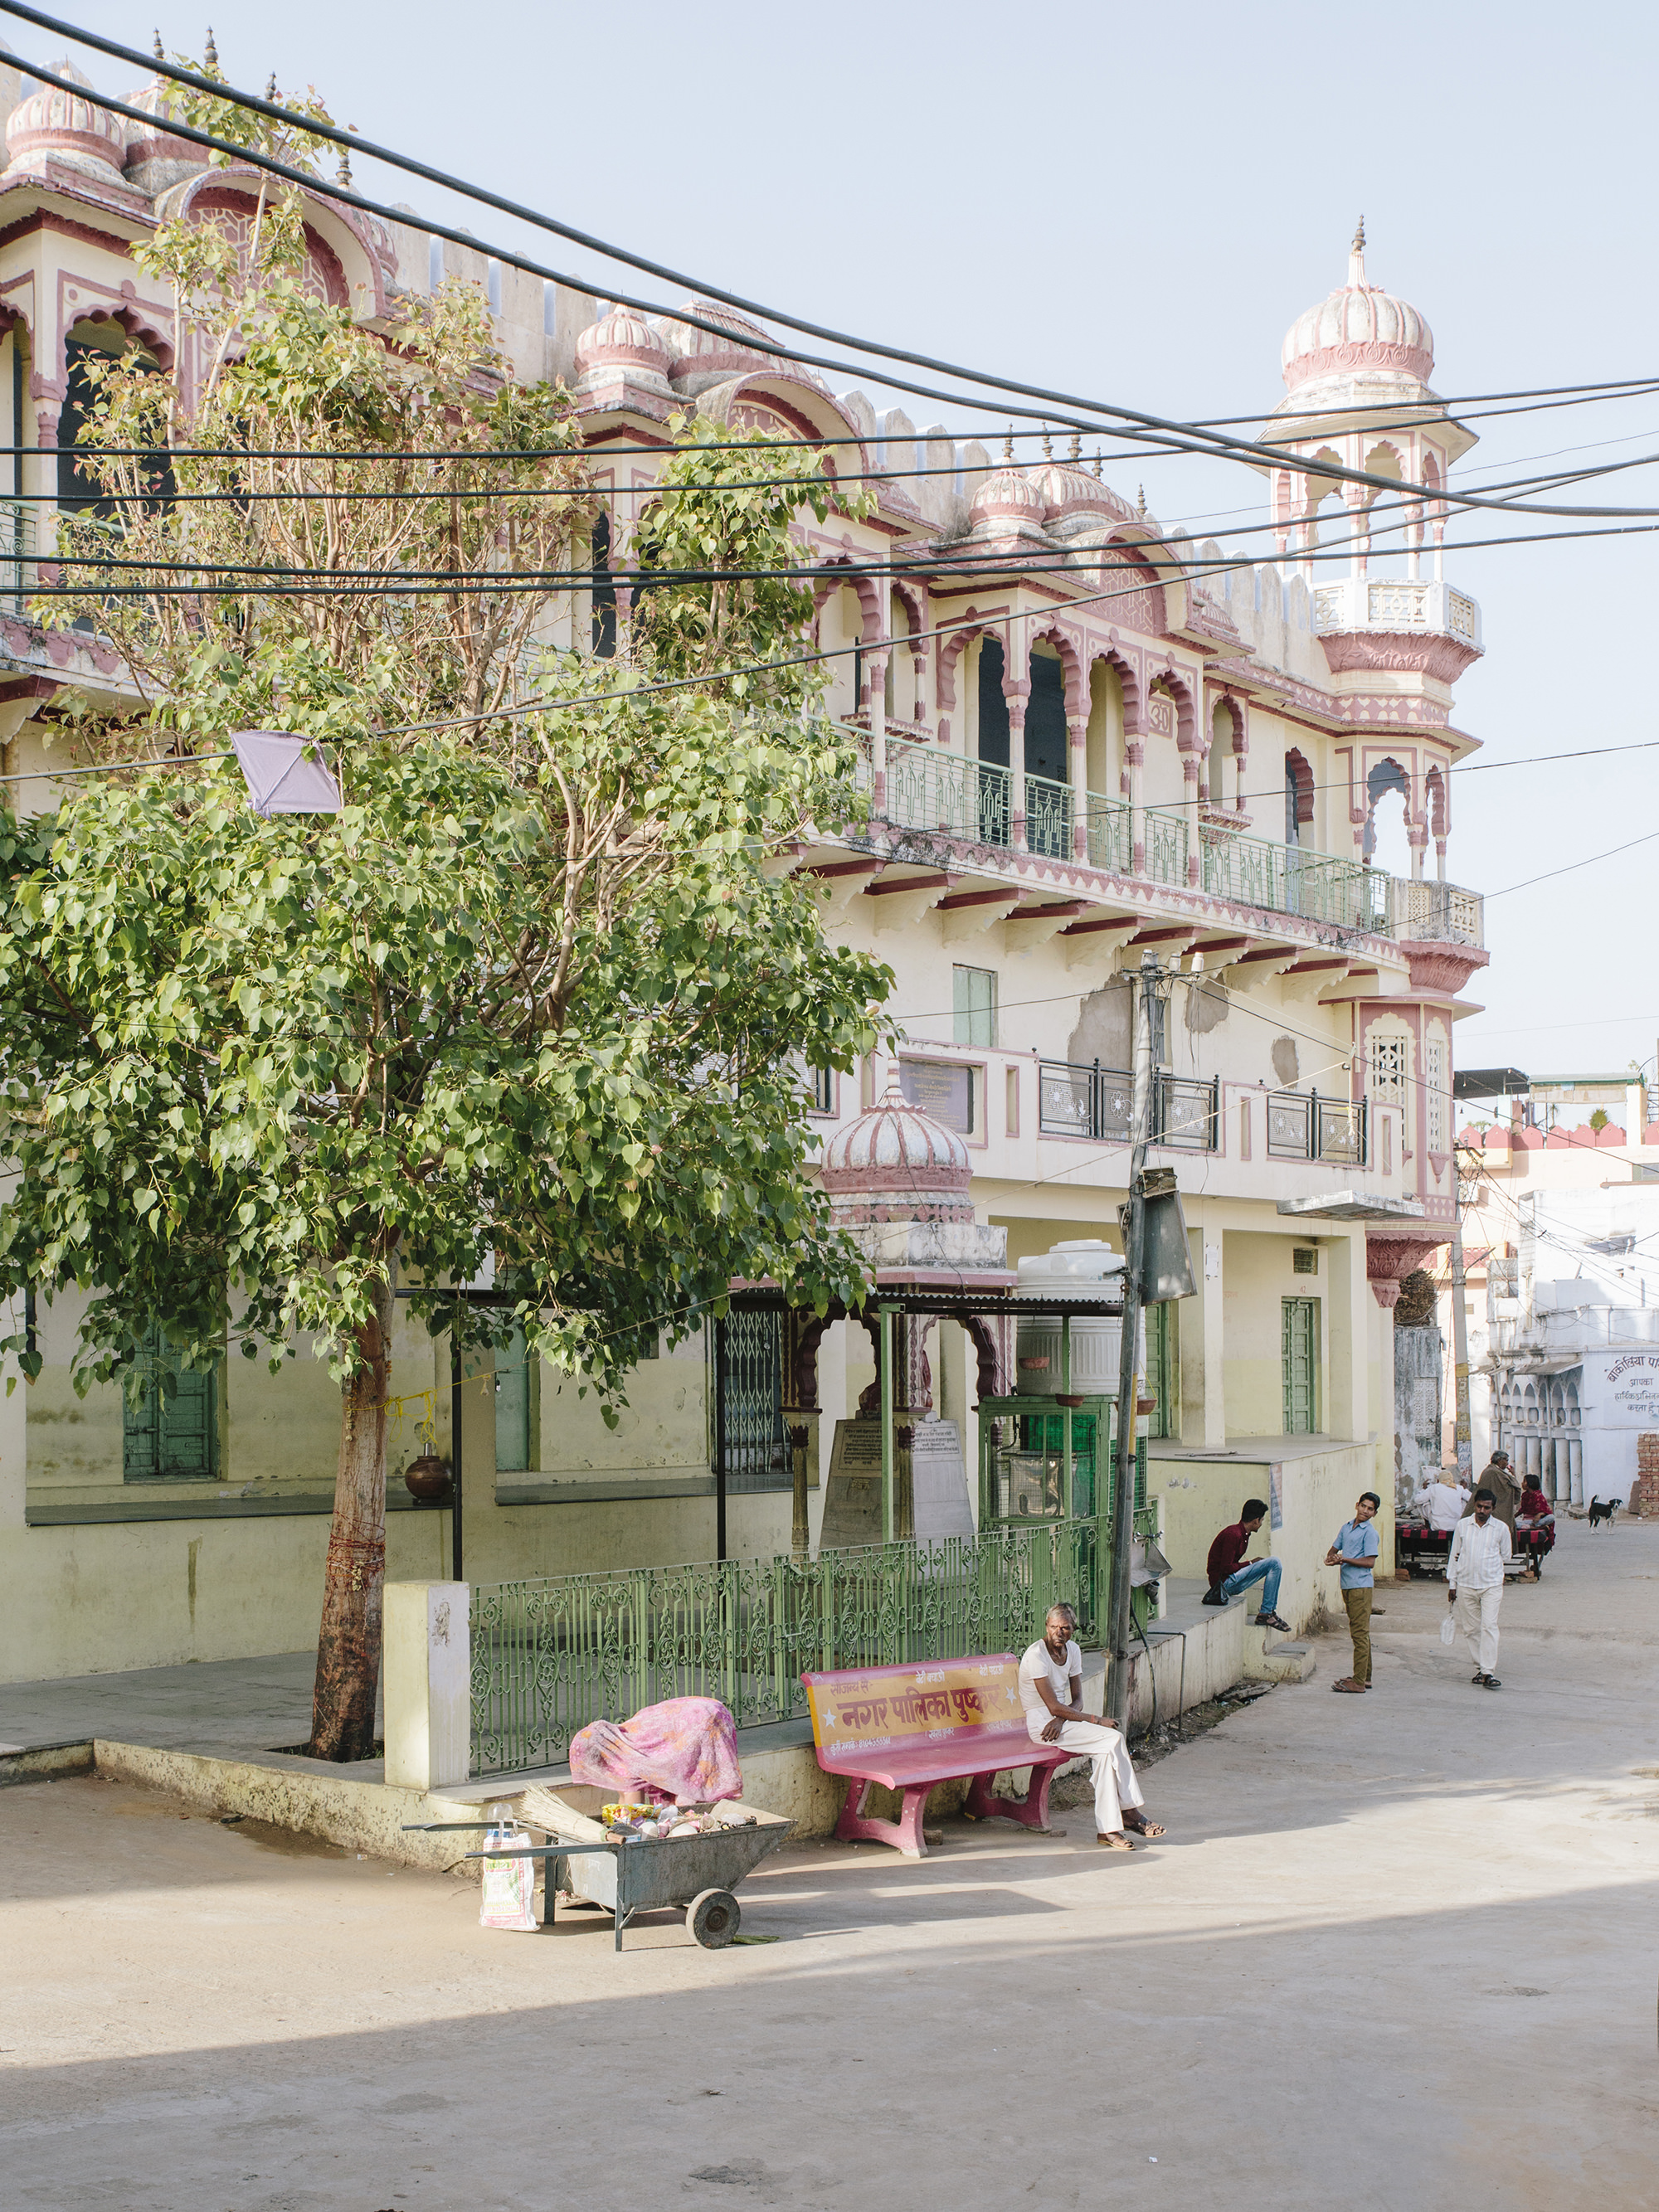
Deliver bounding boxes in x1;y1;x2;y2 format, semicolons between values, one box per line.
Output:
1282;1298;1319;1436
124;1327;218;1482
1146;1300;1178;1440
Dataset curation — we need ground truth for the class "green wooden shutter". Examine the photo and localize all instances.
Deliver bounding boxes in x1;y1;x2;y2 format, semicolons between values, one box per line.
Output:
494;1321;533;1473
952;965;996;1048
124;1325;218;1482
1282;1299;1318;1437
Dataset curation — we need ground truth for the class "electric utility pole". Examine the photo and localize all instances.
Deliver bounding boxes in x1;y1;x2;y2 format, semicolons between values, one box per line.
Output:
1107;952;1159;1724
1449;1143;1473;1482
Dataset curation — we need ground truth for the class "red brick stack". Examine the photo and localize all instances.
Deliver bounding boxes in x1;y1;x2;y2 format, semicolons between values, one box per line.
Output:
1630;1434;1659;1518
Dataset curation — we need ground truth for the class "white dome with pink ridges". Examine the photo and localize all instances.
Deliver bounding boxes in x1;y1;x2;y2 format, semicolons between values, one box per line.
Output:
821;1075;974;1226
5;61;128;182
1282;221;1433;394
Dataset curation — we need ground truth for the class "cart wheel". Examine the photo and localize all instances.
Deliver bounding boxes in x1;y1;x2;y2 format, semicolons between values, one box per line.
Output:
686;1888;741;1949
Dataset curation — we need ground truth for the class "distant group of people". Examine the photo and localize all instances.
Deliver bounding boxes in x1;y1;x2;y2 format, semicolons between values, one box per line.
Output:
1017;1454;1545;1849
1197;1447;1539;1698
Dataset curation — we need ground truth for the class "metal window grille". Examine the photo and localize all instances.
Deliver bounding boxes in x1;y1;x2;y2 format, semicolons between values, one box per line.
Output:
1266;1089;1369;1166
1425;1039;1447;1154
1370;1037;1407;1101
713;1310;791;1493
1036;1059;1218;1150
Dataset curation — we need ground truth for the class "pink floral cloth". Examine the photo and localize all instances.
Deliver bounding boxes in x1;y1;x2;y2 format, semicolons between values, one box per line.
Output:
568;1696;742;1806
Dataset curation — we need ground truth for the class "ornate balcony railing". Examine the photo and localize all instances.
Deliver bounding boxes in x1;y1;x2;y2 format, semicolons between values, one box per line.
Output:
0;498;38;615
1388;876;1485;948
1311;575;1483;652
1267;1089;1369;1167
854;731;1484;950
469;1509;1153;1777
1185;818;1392;934
1039;1057;1219;1151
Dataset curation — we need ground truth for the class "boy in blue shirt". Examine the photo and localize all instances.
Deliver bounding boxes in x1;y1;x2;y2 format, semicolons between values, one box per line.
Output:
1326;1491;1381;1694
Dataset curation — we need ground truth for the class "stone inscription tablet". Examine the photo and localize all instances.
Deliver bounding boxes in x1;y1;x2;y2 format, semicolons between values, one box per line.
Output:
819;1417;975;1549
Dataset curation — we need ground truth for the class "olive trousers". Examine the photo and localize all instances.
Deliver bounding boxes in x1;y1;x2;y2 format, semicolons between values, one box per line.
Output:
1341;1586;1374;1685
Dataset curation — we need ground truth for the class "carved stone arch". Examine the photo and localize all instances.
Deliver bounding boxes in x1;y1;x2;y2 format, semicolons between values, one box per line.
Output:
961;1311;1012;1403
1149;662;1197;753
1425;762;1449;839
1029;620;1086;719
890;577;926;648
1361;439;1406;501
815;553;882;643
1089;643;1142;736
937;618;1006;713
65;300;175;376
1421;450;1446;525
1285;746;1315;831
1368;752;1418;824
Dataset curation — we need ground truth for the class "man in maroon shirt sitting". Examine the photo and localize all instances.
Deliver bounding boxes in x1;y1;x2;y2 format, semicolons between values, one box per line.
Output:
1203;1500;1290;1631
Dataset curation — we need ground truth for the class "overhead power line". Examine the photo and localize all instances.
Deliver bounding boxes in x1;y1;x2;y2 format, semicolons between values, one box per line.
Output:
10;13;1659;526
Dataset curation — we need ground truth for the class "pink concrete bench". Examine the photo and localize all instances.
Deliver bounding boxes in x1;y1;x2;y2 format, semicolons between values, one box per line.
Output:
801;1654;1069;1860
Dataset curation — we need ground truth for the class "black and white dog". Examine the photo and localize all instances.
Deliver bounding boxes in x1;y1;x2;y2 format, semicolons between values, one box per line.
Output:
1588;1495;1623;1529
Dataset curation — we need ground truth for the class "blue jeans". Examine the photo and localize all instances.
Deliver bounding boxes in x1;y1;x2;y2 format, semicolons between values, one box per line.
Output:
1219;1557;1282;1615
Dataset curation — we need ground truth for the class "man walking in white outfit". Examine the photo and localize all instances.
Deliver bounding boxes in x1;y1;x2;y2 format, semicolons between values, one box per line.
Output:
1447;1487;1511;1690
1018;1604;1165;1850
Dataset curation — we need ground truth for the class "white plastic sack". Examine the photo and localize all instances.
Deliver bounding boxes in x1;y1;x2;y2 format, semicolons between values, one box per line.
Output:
1440;1611;1457;1646
479;1822;538;1932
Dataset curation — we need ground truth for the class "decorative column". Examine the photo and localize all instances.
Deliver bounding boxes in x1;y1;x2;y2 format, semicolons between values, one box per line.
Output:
1180;737;1202;887
1068;713;1088;860
868;649;888;819
1408;822;1428;882
1127;731;1146;878
1005;676;1029;852
1229;694;1250;816
912;640;929;732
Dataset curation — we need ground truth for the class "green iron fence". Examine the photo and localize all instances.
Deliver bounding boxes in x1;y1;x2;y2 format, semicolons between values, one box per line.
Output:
469;1507;1158;1777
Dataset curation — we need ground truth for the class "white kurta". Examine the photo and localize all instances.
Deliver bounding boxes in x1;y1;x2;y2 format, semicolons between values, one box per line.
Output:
1447;1514;1510;1675
1018;1640;1145;1835
1039;1717;1146;1835
1454;1586;1503;1675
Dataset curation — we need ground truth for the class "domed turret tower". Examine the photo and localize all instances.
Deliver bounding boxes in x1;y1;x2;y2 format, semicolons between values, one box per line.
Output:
1260;222;1482;698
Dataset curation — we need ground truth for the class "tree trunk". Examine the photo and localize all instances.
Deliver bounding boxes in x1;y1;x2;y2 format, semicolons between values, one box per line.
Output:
309;1271;395;1761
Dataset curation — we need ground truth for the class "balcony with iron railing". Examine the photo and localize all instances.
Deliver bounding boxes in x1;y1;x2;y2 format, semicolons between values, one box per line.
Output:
854;727;1484;950
1266;1089;1368;1168
1038;1058;1220;1152
0;498;37;615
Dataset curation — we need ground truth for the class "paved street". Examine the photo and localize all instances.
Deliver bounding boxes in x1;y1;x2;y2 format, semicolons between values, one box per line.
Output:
2;1514;1657;2212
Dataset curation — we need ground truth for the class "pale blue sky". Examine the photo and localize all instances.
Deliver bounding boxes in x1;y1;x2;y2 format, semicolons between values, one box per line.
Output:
34;0;1659;1086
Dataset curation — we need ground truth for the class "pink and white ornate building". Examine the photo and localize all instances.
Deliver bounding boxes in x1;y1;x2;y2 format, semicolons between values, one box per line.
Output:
0;55;1492;1678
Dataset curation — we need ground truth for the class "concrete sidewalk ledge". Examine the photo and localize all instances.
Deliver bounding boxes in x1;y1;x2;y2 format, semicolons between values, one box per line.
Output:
91;1740;497;1872
5;1595;1254;1863
0;1740;95;1787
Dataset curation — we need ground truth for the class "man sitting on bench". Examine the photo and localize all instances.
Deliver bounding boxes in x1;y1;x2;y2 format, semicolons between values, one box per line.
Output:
1203;1498;1291;1632
1019;1604;1165;1852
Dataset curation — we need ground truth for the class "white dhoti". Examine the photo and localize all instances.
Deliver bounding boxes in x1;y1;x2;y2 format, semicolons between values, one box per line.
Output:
1455;1584;1503;1675
1038;1719;1145;1835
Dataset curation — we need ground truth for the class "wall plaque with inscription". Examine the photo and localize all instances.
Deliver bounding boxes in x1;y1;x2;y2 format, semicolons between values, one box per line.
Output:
819;1417;974;1549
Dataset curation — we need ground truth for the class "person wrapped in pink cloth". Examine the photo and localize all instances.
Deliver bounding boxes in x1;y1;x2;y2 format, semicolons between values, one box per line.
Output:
568;1695;742;1806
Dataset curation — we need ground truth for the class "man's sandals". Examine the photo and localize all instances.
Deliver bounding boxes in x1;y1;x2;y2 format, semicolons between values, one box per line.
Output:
1332;1677;1370;1693
1097;1812;1167;1847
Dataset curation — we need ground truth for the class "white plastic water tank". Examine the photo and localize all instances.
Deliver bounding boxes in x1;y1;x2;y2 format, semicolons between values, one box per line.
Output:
1013;1239;1142;1398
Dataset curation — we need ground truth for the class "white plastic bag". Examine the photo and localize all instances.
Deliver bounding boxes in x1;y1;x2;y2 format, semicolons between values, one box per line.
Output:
1440;1611;1457;1646
479;1820;538;1932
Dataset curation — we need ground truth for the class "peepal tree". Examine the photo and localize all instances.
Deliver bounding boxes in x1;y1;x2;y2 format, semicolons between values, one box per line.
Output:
0;61;889;1759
